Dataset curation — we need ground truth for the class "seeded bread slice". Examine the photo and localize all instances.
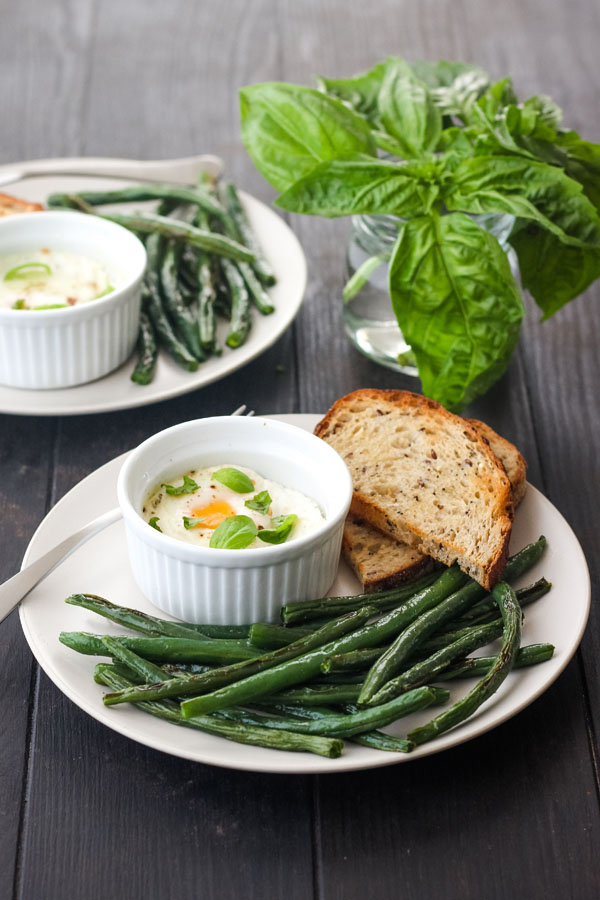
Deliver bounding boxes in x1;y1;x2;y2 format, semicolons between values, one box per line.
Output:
343;419;527;592
466;419;527;506
342;515;435;592
315;389;514;589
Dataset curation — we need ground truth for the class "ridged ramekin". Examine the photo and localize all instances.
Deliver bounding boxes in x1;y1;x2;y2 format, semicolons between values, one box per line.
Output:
0;211;146;388
117;416;353;624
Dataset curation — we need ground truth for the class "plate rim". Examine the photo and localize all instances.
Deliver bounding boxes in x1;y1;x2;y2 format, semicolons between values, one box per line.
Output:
0;161;307;416
18;413;592;774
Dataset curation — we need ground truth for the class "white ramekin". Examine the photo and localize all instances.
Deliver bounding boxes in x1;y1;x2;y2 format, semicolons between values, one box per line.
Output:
117;416;353;624
0;210;146;389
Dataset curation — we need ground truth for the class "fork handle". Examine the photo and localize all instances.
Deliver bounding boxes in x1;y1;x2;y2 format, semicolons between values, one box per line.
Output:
0;155;223;188
0;507;122;625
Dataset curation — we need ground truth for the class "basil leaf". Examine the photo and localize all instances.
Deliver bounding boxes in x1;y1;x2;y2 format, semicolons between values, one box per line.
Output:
445;156;600;248
510;224;600;319
377;60;442;158
411;60;489;91
148;517;162;532
162;475;199;496
277;158;440;217
209;515;258;549
257;514;298;545
388;212;524;411
240;83;377;192
316;62;387;122
212;467;254;493
183;516;206;530
11;299;28;310
245;490;272;515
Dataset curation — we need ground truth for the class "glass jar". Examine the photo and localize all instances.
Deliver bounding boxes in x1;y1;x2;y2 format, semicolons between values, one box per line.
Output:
343;212;517;375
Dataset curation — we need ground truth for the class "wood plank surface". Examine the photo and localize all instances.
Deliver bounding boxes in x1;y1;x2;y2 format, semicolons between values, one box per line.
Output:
0;0;598;898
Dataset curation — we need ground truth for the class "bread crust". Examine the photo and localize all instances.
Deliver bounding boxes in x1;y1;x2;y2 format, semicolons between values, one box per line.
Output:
315;389;514;590
342;515;435;592
467;418;527;507
0;193;44;217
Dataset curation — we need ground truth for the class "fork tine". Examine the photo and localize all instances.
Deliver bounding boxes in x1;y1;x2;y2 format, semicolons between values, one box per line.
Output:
230;404;247;416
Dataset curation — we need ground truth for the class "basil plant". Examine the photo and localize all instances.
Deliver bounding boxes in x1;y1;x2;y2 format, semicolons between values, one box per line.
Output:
240;58;600;411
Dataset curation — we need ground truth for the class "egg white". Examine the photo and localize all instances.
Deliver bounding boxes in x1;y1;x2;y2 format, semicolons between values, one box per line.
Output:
142;464;324;548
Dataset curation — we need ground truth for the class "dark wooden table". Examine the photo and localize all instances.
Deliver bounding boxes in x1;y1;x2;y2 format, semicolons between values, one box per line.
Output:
1;2;599;897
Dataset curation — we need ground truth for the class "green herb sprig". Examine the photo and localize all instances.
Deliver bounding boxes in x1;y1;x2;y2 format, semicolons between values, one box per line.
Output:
240;58;600;411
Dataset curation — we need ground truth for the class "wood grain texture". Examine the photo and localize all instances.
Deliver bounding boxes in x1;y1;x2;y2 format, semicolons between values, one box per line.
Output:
0;0;599;898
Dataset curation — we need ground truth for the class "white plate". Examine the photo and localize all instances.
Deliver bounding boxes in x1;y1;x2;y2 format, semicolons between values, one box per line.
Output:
19;415;591;774
0;165;306;416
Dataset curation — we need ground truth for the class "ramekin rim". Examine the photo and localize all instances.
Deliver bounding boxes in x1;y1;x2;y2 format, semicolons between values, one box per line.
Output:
116;415;353;564
0;209;147;319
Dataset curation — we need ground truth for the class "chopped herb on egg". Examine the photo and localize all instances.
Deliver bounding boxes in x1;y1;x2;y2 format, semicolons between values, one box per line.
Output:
162;475;199;496
209;515;258;549
183;516;206;530
148;516;162;532
257;514;298;544
212;467;254;494
245;490;272;515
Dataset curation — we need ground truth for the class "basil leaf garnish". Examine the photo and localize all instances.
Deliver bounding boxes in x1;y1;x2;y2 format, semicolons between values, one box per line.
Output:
12;299;28;310
257;514;298;545
183;516;206;530
209;515;258;549
148;517;162;532
162;475;199;496
212;467;254;493
244;490;272;515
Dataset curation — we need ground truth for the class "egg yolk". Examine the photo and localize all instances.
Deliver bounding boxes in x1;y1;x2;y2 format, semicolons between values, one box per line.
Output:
191;499;236;529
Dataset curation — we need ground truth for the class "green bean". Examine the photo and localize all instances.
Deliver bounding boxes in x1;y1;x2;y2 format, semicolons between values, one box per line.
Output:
96;666;343;758
322;647;386;674
444;577;551;630
144;237;198;371
215;686;448;737
436;643;555;681
160;241;204;359
369;620;504;705
258;702;415;752
47;185;226;221
220;182;277;286
237;260;274;315
161;663;214;677
59;632;261;664
102;635;166;684
65;594;209;639
281;570;441;625
180;567;467;717
408;581;522;746
270;684;362;705
102;606;375;707
99;212;255;261
130;310;158;385
248;623;317;650
358;537;546;705
197;251;218;352
93;662;139;685
222;258;251;348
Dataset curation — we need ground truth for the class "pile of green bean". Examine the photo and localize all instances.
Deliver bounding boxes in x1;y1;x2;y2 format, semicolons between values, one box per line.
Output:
60;536;554;759
46;179;276;385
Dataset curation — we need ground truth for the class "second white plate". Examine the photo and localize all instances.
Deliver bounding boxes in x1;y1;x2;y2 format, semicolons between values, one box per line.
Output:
19;415;591;773
0;166;307;416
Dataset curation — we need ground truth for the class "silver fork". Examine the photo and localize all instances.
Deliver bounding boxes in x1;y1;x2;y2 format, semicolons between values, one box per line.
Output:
0;154;224;188
0;406;254;625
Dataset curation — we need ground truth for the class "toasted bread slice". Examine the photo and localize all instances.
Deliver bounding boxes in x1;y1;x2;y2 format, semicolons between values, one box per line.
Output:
342;418;526;592
315;389;514;589
467;419;527;506
342;515;435;592
0;193;43;217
